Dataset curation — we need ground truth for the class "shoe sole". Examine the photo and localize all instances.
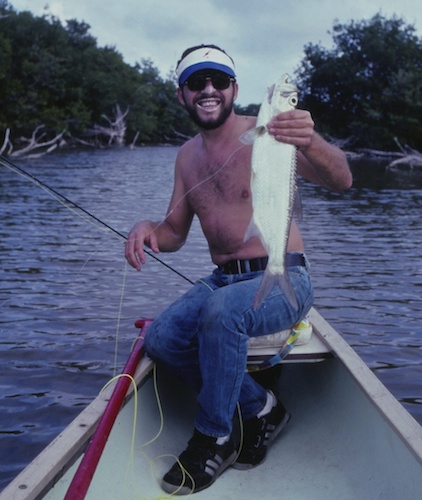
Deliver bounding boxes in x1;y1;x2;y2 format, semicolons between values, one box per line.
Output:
232;411;291;470
161;450;238;495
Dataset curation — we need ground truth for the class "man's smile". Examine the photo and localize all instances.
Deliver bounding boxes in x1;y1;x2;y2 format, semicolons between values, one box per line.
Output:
196;97;222;112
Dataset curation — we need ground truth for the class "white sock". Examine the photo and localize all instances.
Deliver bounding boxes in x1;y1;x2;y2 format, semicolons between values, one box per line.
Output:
216;435;230;445
256;391;276;418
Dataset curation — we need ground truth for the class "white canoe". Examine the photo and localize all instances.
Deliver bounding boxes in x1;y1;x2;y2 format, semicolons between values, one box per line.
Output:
2;308;422;499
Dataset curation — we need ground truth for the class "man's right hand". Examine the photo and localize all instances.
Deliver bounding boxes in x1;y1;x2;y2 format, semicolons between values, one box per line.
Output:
125;221;160;271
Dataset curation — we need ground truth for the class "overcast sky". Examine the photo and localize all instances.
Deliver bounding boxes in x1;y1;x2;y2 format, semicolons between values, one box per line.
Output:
10;0;422;105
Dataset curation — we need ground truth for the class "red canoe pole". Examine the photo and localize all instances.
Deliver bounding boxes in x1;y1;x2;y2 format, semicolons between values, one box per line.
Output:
64;318;153;500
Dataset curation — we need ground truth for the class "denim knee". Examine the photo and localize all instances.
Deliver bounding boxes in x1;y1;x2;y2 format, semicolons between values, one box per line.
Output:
199;288;245;334
144;320;161;360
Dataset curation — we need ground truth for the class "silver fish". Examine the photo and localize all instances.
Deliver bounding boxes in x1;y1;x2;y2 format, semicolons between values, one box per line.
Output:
242;74;299;309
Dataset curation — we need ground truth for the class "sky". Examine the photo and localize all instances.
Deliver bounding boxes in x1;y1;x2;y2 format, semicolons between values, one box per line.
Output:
8;0;422;105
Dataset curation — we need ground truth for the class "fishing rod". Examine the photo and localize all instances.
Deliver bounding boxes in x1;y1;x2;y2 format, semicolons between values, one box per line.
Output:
0;154;194;285
64;319;152;500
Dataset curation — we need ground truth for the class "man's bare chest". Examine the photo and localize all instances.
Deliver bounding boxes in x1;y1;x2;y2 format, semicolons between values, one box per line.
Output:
186;158;251;213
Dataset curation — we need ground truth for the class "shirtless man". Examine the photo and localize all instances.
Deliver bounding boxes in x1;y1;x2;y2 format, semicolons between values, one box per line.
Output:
125;45;352;495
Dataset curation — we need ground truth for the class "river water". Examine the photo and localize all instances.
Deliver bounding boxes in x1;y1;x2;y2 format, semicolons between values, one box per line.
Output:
1;147;421;490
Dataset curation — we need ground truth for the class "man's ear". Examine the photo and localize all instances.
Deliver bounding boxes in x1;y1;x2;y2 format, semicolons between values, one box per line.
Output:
233;82;239;102
177;87;185;106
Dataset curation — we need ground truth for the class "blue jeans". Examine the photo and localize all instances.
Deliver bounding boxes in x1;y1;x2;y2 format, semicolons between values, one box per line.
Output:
145;253;314;438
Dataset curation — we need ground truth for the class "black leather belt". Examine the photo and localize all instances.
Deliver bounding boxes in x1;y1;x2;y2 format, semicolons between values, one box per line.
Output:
219;253;306;275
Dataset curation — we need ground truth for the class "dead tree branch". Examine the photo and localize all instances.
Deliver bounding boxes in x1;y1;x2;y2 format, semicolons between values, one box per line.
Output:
129;131;140;149
87;104;129;146
2;126;65;159
387;138;422;171
0;128;12;156
9;125;64;158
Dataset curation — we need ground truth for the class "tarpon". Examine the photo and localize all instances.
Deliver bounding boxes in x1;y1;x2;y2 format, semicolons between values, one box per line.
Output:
242;74;299;309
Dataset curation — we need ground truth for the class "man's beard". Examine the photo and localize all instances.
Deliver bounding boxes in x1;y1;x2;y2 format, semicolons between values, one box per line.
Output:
183;93;235;130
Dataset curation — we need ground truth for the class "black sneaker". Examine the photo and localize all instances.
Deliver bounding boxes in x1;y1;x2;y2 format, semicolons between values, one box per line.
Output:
232;393;290;470
161;429;237;495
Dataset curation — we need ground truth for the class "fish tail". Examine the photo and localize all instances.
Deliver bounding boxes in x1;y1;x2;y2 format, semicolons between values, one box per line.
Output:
254;269;299;311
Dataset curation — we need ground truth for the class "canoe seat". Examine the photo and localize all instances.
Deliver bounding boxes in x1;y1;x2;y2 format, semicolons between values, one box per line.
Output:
134;316;332;374
247;317;332;371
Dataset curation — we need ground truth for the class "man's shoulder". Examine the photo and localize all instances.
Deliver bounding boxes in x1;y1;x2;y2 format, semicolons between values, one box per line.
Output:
235;113;258;130
174;135;202;178
178;133;201;154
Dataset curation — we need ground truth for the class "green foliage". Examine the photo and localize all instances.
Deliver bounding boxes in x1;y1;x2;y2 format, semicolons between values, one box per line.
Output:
0;2;197;144
234;103;260;116
2;4;421;151
295;14;422;150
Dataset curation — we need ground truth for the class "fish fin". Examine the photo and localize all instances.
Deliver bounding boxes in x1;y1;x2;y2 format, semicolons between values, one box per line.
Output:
244;217;263;243
240;126;266;145
267;83;276;102
293;184;303;221
254;269;298;311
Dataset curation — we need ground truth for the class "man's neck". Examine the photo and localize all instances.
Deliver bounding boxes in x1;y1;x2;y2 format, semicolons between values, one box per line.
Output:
198;111;240;151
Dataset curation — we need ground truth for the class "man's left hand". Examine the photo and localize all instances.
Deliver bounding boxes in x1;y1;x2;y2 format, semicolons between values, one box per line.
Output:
267;109;315;149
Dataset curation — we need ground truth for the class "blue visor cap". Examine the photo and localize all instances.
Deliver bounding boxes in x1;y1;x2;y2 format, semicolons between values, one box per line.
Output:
176;48;236;85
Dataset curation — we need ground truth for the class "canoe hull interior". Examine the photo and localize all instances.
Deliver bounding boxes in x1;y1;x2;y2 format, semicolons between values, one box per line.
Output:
41;357;422;500
3;309;422;500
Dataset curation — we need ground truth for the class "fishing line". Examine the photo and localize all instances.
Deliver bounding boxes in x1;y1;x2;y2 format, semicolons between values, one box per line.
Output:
162;142;247;221
2;139;247;285
131;140;247;287
140;364;165;448
3;146;249;496
1;156;110;234
100;372;140;494
0;154;194;285
122;362;176;499
126;140;246;284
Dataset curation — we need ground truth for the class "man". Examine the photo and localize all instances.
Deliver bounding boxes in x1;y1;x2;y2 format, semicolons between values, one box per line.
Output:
125;44;352;495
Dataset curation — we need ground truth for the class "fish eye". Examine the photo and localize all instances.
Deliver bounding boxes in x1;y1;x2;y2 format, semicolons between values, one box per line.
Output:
288;94;298;106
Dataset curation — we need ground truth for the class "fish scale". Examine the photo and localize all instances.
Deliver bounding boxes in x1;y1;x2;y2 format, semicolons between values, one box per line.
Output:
242;74;299;309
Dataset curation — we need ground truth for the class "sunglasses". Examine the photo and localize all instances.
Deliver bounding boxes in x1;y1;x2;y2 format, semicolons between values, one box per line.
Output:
182;73;235;91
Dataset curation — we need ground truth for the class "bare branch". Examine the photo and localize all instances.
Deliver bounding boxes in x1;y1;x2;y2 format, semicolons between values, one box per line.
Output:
4;126;65;158
87;104;129;147
0;128;11;156
130;131;140;149
172;128;193;141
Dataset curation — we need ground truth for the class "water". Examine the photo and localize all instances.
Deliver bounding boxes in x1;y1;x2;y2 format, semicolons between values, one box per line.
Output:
1;148;421;490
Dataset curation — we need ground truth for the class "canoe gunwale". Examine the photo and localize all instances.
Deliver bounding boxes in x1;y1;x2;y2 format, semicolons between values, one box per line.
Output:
307;308;422;464
0;356;155;500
